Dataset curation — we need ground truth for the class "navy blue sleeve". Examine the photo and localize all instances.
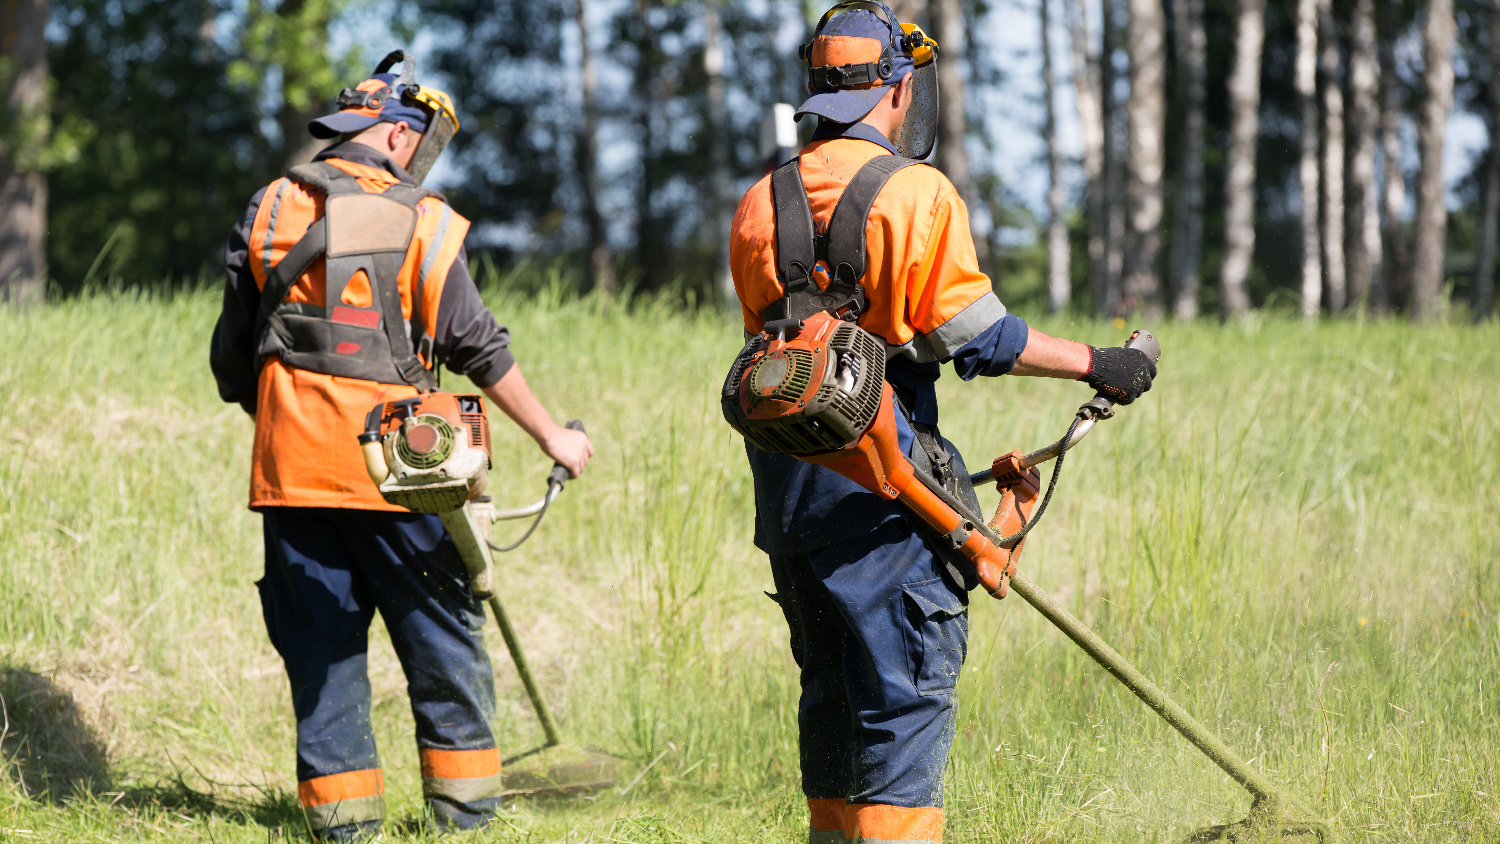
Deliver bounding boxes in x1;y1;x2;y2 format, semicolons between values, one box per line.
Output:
950;314;1030;380
209;186;268;414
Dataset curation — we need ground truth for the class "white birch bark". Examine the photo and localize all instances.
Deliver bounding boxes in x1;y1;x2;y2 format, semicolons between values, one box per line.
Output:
1169;0;1206;319
1220;0;1265;318
1345;0;1380;309
705;0;731;305
577;0;614;295
1123;0;1166;317
1409;0;1454;319
1043;0;1070;312
1101;0;1124;316
1319;0;1347;313
1067;0;1108;314
1296;0;1322;318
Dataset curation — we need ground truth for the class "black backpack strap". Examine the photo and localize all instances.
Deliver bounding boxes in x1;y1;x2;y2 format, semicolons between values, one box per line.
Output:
287;161;366;197
824;155;922;292
254;218;328;357
770;158;816;292
762;154;923;325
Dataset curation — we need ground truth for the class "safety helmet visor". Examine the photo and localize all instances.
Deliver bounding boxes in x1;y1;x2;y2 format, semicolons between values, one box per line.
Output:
894;23;939;160
404;84;460;185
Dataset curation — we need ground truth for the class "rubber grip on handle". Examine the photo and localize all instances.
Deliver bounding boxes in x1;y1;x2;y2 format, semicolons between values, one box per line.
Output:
1089;328;1161;415
547;419;586;486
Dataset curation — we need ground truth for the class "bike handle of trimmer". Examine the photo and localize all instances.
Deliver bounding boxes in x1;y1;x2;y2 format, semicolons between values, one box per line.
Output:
489;419;586;523
969;329;1161;486
546;419;586;488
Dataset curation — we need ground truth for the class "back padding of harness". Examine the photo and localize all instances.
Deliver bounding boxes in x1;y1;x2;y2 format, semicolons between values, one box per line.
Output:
253;161;444;391
763;154;923;324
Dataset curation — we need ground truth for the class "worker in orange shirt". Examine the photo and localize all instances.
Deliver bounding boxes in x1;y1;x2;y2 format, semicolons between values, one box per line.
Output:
209;52;592;842
729;5;1156;843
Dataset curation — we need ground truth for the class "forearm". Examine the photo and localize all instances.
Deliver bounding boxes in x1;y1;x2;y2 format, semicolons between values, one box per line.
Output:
480;364;556;446
1010;328;1091;379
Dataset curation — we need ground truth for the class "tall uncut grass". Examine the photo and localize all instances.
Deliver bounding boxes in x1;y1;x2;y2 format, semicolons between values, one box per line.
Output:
0;283;1496;842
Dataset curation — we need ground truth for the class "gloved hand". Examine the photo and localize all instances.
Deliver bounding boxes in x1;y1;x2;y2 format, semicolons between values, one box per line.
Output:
1084;345;1157;404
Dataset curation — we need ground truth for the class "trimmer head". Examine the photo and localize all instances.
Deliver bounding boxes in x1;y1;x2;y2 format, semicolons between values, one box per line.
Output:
1181;794;1331;842
501;744;616;799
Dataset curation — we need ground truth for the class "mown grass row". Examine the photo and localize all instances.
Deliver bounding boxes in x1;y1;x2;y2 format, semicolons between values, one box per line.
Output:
0;288;1496;842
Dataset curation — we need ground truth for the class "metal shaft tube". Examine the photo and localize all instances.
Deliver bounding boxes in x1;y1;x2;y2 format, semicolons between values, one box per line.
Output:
1005;571;1281;801
487;594;563;748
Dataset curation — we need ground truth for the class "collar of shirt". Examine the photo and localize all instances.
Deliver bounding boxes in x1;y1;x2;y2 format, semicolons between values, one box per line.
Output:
314;141;417;185
809;119;899;155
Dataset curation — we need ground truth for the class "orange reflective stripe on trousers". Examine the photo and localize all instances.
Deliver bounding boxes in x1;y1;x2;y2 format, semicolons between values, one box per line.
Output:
298;768;385;831
806;799;944;844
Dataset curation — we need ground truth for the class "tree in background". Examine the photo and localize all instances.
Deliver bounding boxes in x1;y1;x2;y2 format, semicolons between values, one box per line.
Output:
1411;0;1456;319
1042;0;1068;313
1295;0;1322;318
1220;0;1265;319
45;0;261;289
575;0;614;295
1346;0;1382;311
1066;0;1106;314
1319;0;1346;313
1;0;54;302
1167;0;1206;319
1122;0;1165;318
1475;0;1500;320
1378;0;1409;313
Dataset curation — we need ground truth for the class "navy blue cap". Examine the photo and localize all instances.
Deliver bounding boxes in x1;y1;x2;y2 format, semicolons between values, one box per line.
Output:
308;73;432;139
795;9;914;125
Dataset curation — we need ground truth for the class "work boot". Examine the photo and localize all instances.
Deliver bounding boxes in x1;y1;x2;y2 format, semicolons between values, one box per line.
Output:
313;820;382;842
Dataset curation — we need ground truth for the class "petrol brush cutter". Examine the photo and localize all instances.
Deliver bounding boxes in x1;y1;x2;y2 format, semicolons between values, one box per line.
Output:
723;315;1330;843
359;395;615;799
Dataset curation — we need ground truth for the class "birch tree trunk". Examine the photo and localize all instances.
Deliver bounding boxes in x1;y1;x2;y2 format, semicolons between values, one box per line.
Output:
1409;0;1454;320
634;0;662;282
1100;0;1124;316
1296;0;1322;318
1319;0;1347;313
704;0;732;305
1123;0;1166;317
1377;0;1407;313
1043;0;1069;312
1345;0;1381;309
1067;0;1108;315
575;0;614;294
1473;0;1500;321
1220;0;1265;319
934;0;976;210
0;0;48;303
1169;0;1206;319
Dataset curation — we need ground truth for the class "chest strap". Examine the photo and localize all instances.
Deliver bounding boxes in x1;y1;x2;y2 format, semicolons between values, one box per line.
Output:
764;154;924;324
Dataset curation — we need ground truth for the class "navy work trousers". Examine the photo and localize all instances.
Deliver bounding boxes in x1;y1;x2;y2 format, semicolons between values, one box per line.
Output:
768;517;969;812
258;507;504;837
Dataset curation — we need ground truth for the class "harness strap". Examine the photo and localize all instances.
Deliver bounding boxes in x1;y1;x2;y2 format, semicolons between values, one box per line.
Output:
252;162;443;392
763;154;924;324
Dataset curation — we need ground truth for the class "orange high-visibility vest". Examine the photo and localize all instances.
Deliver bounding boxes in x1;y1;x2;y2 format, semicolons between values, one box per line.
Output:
245;156;470;510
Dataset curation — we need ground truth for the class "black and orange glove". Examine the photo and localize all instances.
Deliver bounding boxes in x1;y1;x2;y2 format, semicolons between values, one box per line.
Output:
1084;345;1157;404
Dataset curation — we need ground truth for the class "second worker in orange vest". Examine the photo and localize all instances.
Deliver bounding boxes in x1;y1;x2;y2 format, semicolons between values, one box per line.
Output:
729;6;1157;843
210;52;592;842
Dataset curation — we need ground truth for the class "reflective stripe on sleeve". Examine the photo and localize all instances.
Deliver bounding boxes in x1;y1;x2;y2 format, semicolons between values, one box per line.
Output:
919;292;1007;361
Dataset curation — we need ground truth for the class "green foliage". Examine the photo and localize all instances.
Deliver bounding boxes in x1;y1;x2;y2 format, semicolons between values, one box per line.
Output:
1;290;1497;840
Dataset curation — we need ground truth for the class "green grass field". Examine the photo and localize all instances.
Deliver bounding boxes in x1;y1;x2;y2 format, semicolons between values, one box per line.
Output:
0;285;1496;842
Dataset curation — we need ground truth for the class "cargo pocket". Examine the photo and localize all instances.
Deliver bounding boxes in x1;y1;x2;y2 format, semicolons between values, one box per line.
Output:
901;578;969;696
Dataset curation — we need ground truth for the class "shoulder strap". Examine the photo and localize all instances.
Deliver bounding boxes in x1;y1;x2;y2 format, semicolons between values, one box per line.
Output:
770;159;816;290
287;161;365;196
763;154;923;325
824;155;922;291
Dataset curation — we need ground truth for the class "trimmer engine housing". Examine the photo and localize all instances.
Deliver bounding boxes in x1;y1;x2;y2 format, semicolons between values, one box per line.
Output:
360;392;491;513
721;313;887;455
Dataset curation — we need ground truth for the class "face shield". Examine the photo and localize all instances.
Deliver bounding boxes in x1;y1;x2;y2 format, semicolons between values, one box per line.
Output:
372;50;462;185
894;23;939;161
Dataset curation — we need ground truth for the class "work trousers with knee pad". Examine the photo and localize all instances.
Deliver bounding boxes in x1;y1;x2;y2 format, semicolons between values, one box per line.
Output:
769;518;969;844
258;507;506;840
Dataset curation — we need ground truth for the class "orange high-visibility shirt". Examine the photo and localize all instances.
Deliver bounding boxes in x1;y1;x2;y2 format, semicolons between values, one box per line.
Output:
731;136;1007;367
